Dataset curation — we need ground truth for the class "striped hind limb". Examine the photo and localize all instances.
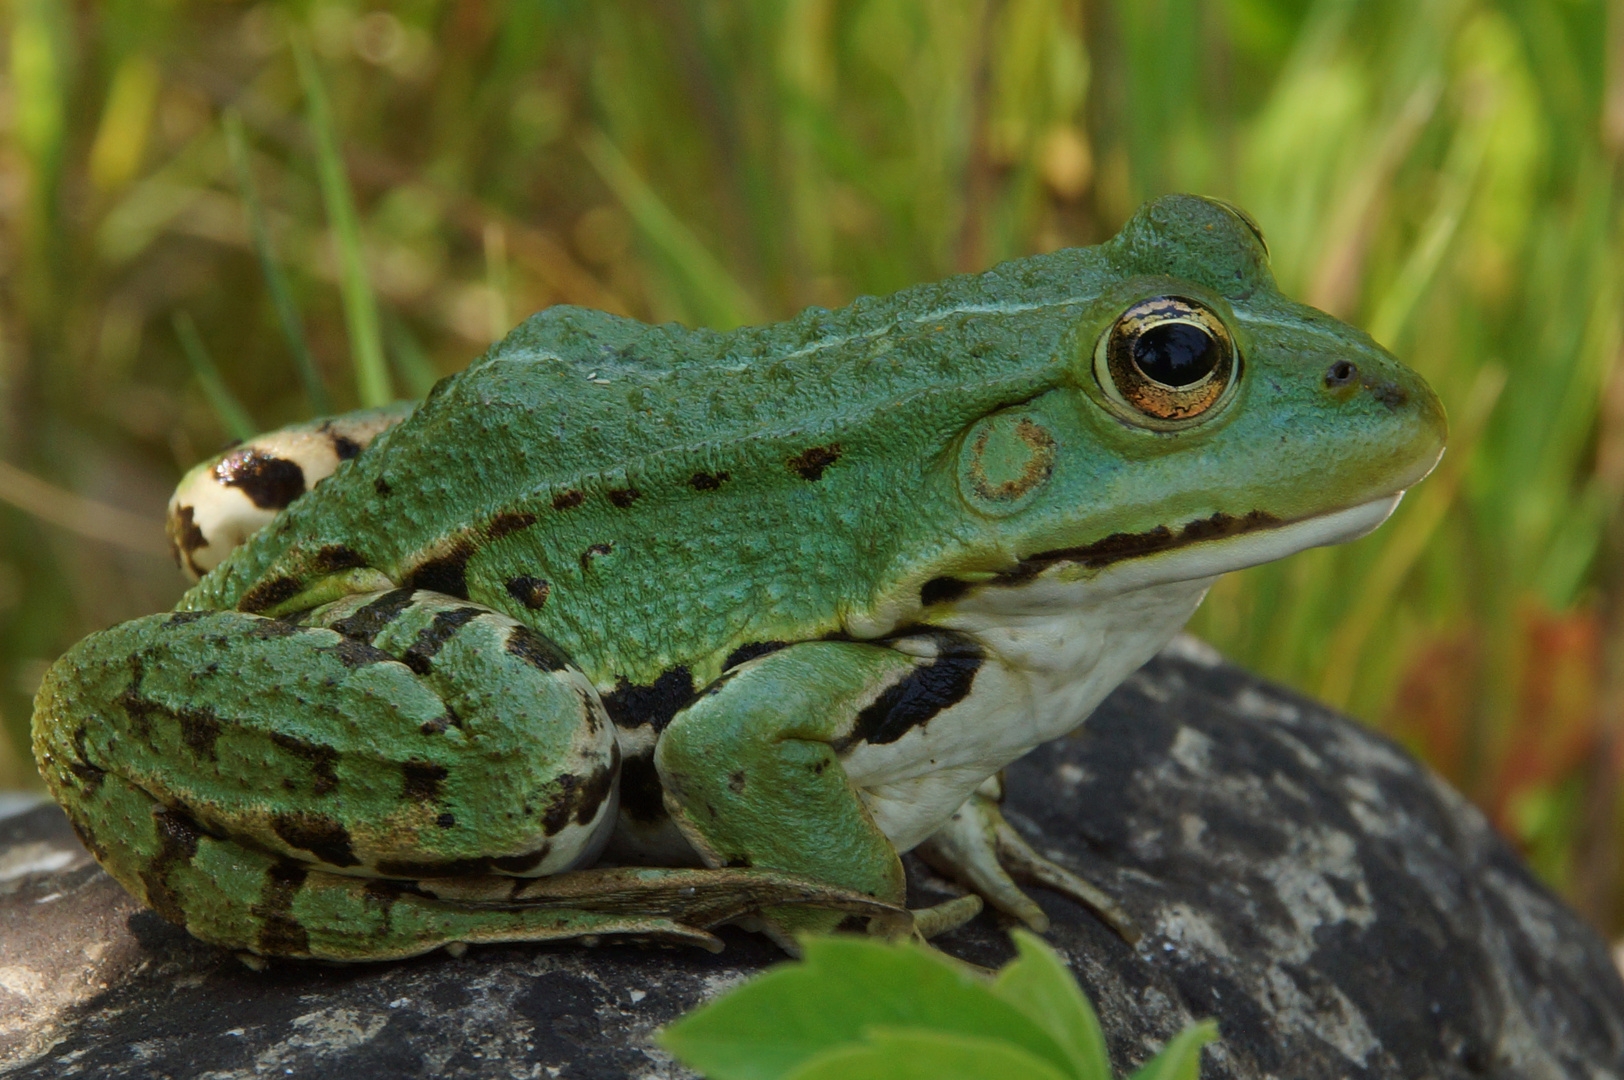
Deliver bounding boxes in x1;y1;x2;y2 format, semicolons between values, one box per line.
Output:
42;767;903;959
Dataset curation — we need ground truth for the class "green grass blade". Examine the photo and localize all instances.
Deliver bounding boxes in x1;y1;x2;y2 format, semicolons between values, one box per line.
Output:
172;311;255;442
290;27;391;407
385;312;440;399
583;129;763;329
222;108;329;416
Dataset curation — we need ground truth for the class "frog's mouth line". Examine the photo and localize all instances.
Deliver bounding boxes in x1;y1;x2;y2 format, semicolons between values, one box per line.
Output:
920;495;1404;606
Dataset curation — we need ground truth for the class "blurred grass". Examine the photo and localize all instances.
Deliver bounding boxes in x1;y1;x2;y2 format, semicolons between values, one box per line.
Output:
2;0;1623;930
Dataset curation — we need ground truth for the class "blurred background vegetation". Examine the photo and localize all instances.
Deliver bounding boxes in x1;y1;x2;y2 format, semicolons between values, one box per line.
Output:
3;0;1624;932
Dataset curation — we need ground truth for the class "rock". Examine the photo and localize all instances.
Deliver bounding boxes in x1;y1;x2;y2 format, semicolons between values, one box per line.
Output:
3;638;1622;1079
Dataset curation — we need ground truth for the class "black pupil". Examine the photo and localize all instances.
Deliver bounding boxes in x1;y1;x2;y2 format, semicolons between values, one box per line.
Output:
1131;322;1218;387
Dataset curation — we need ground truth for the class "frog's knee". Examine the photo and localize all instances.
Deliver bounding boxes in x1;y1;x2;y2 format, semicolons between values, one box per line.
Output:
167;403;414;579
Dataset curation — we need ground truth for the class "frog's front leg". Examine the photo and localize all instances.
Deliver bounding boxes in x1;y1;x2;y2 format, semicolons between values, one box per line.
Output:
918;775;1141;943
654;641;986;951
33;590;892;959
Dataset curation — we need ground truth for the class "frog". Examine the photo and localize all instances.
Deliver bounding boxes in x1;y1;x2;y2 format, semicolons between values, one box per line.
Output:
31;194;1446;962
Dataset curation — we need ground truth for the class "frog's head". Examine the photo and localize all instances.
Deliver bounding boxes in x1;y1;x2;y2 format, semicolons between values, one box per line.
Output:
928;193;1447;610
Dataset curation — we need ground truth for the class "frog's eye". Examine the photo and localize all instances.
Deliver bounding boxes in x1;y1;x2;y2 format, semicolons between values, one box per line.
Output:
1095;296;1237;424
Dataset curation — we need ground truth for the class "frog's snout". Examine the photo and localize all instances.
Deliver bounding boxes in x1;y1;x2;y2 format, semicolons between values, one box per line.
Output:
1322;351;1448;487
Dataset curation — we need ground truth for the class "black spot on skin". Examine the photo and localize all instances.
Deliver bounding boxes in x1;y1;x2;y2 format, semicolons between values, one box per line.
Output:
374;477;393;496
572;742;620;826
600;667;695;733
169;506;206;572
617;753;665;823
541;773;580;836
728;770;746;794
139;806;204;926
1368;380;1408;408
362;877;415;934
491;844;551;873
272;812;360;868
401;606;484;674
166;610;210;627
722;641;788;671
920;577;973;606
436;812;456;829
322;638;395;668
270;732;341;795
401;542;476;600
607;488;641;508
506;575;551;610
419;709;460;736
327;588;417;641
786;443;843;481
552;489;585;511
178;708;222;760
488;511;538;540
251;862;311;956
331;433;362;460
66;724;106;793
215;449;307;510
834;914;870;933
241;576;303;613
312;545;368;573
579;542;614;572
837;634;983;750
402;761;449;804
689;470;730;491
997;509;1281;584
507;625;571;672
244;618;303;640
1325;360;1359;388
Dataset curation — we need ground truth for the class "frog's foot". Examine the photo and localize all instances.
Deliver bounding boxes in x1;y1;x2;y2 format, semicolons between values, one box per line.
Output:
917;779;1141;944
909;893;984;940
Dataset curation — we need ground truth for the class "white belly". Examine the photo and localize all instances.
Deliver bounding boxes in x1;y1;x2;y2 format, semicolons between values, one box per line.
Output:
841;572;1216;851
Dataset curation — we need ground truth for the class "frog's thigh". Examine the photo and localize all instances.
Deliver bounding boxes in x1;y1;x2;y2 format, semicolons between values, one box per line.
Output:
654;642;922;939
34;591;616;948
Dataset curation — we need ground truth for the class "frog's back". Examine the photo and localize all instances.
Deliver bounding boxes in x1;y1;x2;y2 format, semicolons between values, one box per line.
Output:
183;246;1111;684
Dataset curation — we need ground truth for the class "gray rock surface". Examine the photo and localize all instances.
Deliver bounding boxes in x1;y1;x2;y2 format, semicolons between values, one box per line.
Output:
4;638;1623;1079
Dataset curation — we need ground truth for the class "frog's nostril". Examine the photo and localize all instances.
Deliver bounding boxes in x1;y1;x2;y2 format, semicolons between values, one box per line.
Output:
1325;360;1358;388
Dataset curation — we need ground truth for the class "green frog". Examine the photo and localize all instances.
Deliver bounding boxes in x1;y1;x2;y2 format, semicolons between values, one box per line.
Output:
32;195;1445;961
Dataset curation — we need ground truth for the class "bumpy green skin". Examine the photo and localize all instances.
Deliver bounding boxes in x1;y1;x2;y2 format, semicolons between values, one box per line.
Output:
32;195;1447;960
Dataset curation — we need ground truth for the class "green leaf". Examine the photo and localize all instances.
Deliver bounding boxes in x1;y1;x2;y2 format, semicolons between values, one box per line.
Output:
1128;1020;1219;1080
783;1029;1074;1080
992;930;1112;1078
659;936;1074;1080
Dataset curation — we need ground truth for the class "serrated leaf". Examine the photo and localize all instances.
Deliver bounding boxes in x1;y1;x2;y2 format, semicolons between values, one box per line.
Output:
659;936;1074;1080
992;929;1111;1078
783;1028;1075;1080
1128;1020;1219;1080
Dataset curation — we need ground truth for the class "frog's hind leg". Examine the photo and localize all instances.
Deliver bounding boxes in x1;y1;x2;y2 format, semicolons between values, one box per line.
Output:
32;589;652;959
167;402;415;579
